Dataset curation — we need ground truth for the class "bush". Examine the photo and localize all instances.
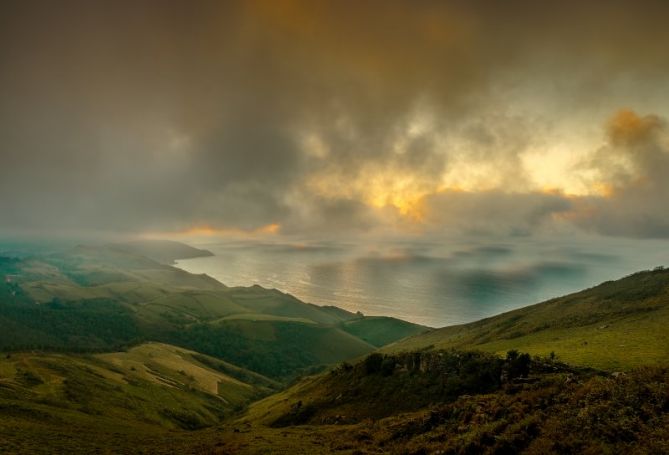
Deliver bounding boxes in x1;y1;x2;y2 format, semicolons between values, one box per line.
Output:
381;357;396;376
507;350;531;379
363;353;384;375
270;402;318;427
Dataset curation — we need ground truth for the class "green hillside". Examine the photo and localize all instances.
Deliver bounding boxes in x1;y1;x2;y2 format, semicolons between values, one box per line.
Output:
384;267;669;371
0;342;277;454
171;319;375;379
0;242;425;380
340;316;429;347
2;245;669;453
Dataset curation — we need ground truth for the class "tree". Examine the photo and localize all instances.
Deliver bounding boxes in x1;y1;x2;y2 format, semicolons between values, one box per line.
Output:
363;353;384;374
506;350;531;378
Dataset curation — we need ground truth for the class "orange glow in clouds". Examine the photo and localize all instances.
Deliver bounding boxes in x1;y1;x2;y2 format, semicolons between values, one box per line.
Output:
147;223;281;239
607;109;662;146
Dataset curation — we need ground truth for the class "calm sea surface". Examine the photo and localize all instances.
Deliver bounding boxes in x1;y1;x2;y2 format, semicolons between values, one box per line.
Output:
174;236;669;327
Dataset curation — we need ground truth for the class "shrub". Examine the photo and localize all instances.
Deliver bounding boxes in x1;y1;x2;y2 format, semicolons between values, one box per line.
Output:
381;357;396;376
507;350;531;379
363;353;384;375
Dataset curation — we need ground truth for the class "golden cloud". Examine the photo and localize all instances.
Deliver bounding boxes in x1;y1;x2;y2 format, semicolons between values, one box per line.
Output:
606;109;663;147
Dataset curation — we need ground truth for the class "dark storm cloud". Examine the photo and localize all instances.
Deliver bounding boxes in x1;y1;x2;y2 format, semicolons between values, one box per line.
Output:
1;0;669;236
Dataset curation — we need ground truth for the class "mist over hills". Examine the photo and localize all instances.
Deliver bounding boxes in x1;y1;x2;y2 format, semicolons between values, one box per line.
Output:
109;239;215;264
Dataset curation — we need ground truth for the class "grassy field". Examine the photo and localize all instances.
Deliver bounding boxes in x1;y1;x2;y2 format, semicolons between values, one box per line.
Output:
383;267;669;371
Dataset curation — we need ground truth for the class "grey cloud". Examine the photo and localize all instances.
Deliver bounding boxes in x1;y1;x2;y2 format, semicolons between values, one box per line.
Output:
423;190;572;236
281;197;380;236
574;111;669;238
1;1;669;237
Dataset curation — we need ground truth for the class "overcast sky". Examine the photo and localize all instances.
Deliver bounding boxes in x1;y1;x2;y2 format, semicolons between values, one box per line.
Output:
2;0;669;240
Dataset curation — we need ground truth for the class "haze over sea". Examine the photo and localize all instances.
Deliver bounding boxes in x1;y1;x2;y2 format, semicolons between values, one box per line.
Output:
175;235;669;327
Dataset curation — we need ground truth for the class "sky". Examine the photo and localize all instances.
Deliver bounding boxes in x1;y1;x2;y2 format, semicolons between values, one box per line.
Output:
2;0;669;241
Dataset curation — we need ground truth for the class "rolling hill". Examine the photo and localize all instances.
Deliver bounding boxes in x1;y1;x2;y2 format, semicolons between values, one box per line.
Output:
383;267;669;371
1;247;669;453
0;242;427;380
0;342;277;454
213;267;669;453
339;316;428;347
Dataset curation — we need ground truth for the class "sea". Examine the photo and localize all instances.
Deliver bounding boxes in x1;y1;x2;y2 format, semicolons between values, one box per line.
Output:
174;235;669;327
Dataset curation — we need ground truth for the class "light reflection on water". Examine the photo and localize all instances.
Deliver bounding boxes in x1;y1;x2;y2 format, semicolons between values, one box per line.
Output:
174;237;669;327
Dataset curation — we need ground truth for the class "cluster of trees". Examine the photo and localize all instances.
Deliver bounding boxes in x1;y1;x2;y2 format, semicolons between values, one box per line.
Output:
361;349;532;383
505;349;531;379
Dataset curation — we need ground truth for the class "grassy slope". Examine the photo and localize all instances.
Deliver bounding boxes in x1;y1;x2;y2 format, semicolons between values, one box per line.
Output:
96;342;279;402
0;243;424;380
0;342;279;453
340;316;430;347
384;268;669;371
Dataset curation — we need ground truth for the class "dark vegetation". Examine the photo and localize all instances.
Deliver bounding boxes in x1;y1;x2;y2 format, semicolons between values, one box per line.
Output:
0;298;141;351
226;351;668;454
270;349;542;427
377;366;669;454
